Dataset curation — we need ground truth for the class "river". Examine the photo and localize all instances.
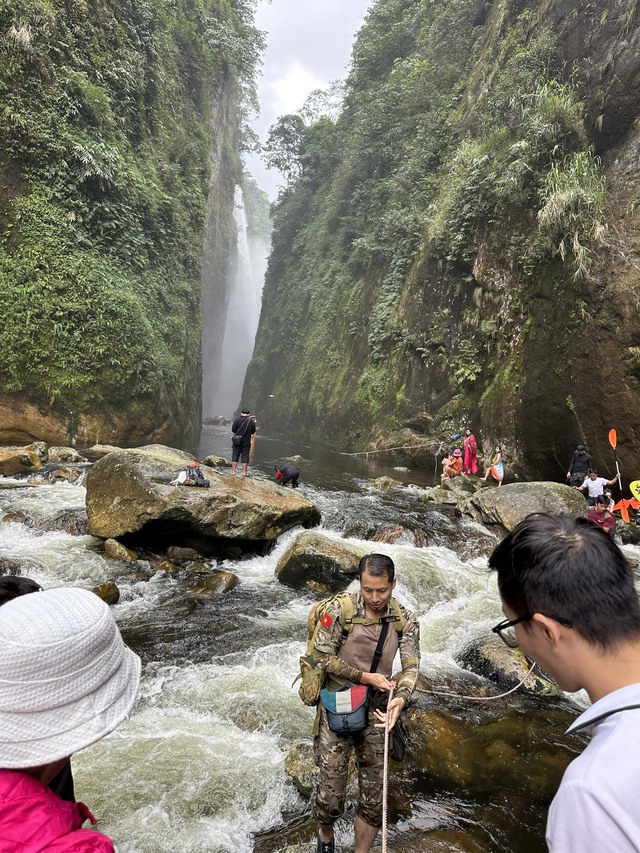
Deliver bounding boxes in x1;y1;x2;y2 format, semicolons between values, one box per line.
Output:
0;427;632;852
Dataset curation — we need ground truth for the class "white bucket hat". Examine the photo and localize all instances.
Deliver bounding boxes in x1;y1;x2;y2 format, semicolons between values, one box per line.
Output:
0;586;141;769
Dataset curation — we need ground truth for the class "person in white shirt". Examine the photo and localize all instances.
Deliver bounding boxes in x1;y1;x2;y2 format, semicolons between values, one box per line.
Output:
489;513;640;853
577;469;620;506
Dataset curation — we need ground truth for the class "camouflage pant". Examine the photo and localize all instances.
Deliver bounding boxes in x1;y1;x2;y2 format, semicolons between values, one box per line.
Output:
312;707;386;829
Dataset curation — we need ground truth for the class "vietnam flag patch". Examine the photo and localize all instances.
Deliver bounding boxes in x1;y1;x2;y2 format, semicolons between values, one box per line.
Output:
321;612;333;630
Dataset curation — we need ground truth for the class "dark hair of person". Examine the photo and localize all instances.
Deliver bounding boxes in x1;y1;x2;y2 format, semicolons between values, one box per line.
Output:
358;553;395;582
0;575;42;606
489;513;640;650
587;468;597;475
595;495;608;506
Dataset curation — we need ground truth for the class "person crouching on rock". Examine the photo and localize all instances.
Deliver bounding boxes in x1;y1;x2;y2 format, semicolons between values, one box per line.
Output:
441;448;463;482
275;463;300;488
0;587;141;851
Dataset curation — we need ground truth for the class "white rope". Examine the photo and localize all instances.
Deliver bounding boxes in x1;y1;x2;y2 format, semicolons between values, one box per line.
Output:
415;660;537;702
381;684;394;853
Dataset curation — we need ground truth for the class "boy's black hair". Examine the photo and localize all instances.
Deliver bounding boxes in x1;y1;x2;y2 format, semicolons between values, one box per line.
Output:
358;553;395;581
489;513;640;650
0;576;42;607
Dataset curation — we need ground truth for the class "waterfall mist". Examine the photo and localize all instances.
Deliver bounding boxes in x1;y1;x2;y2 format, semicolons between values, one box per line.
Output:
204;186;269;420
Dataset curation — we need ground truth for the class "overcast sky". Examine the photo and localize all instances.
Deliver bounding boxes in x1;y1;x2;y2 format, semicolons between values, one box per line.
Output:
245;0;372;199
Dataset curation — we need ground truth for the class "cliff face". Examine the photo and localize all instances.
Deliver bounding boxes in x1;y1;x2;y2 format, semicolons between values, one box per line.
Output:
244;0;640;480
0;0;254;448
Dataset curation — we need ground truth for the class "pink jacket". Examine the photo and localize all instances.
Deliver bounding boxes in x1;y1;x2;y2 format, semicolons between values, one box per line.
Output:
0;769;114;852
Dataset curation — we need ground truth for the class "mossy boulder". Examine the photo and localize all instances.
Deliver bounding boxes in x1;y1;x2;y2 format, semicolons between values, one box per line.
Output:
457;481;587;532
275;531;361;591
85;445;321;544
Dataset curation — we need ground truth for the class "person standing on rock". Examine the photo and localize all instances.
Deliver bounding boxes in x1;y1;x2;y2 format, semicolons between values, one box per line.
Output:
566;444;593;487
489;513;640;852
311;553;420;853
463;428;478;475
482;446;504;485
231;407;256;477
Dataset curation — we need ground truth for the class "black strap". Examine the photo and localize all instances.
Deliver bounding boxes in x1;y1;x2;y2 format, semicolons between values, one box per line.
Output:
370;621;390;674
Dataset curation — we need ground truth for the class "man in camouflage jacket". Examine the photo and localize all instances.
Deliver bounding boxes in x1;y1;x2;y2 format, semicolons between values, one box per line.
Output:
311;553;420;853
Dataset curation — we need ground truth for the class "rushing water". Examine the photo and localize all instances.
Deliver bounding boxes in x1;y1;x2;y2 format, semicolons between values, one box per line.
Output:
1;431;635;852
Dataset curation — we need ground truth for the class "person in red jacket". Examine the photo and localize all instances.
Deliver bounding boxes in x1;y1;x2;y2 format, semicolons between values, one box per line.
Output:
587;494;616;535
0;587;141;852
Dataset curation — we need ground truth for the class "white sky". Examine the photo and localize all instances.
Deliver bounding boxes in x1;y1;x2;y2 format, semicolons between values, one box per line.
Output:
245;0;372;199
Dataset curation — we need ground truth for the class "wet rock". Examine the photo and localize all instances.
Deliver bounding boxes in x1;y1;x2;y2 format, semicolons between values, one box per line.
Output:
104;539;138;562
367;476;402;490
0;444;43;476
85;445;321;544
420;475;481;505
85;444;121;459
617;520;640;544
167;545;203;563
153;559;181;576
284;743;317;799
190;572;239;600
369;523;428;547
54;510;89;536
92;581;120;605
275;531;360;591
202;416;228;425
457;481;587;533
51;466;84;484
200;454;231;468
0;557;44;577
406;701;579;797
48;446;87;463
456;634;561;695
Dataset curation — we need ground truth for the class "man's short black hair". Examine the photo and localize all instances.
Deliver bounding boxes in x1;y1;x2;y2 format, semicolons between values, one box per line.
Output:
0;575;42;607
489;513;640;650
358;553;395;581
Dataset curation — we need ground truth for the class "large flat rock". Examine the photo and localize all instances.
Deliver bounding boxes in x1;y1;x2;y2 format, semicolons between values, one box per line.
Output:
85;445;321;541
456;481;587;533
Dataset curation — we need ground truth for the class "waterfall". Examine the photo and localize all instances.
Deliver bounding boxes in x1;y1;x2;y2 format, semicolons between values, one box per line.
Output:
206;186;268;419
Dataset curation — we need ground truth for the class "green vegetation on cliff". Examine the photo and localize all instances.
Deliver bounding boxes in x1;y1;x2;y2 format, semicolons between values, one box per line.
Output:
0;0;262;442
245;0;638;477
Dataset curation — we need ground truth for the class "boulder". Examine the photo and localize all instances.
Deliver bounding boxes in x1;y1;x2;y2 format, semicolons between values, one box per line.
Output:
0;443;43;476
457;481;587;532
369;523;428;547
51;466;83;484
275;531;360;591
456;635;561;696
202;416;228;425
200;454;231;468
367;476;402;490
85;445;321;544
420;475;482;505
92;581;120;605
190;571;239;599
104;539;139;562
48;446;87;463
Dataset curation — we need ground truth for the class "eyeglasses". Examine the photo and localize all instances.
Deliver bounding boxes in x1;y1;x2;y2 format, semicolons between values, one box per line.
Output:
492;613;573;648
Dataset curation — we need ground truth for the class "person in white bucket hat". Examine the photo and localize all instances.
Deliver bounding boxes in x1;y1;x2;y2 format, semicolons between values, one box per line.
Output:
0;586;141;851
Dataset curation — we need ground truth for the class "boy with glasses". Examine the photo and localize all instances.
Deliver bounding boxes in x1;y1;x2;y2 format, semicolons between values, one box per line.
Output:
489;513;640;852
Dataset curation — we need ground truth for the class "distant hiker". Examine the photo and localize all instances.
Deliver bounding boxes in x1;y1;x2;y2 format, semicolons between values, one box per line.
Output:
441;448;463;482
0;587;140;851
463;428;478;475
231;407;256;477
567;444;593;487
489;513;640;851
482;446;504;485
588;495;616;535
310;554;420;853
275;463;299;488
577;469;620;506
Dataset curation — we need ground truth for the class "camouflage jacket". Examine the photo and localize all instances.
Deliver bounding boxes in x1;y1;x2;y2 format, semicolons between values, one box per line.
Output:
312;591;420;706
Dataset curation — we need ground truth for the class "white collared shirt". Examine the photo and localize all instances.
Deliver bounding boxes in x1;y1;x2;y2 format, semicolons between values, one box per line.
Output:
547;683;640;851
